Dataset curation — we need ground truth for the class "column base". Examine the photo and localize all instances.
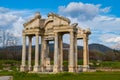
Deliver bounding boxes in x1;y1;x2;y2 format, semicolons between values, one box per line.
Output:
53;65;59;73
45;65;52;72
20;65;27;72
68;65;75;72
59;66;63;72
28;66;32;71
33;65;40;72
83;65;89;72
40;66;45;72
75;66;78;73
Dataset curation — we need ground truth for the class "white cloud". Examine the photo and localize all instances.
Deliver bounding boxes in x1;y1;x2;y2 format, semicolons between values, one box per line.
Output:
59;2;110;21
0;8;34;27
0;7;35;45
107;37;120;43
58;2;120;48
80;15;120;31
0;13;17;26
8;17;25;37
100;34;120;43
0;7;9;13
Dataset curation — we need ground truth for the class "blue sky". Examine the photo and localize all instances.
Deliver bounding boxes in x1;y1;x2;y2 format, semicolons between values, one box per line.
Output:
0;0;120;16
0;0;120;49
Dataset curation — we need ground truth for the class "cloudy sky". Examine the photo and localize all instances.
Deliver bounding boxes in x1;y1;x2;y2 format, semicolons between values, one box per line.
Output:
0;0;120;48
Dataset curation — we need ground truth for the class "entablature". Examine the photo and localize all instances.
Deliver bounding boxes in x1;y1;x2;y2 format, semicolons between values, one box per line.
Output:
22;12;91;38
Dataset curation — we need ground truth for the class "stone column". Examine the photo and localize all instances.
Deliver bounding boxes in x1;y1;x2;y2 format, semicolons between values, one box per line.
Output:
33;34;39;72
53;32;59;72
69;31;75;72
45;41;49;58
59;34;63;72
74;33;78;72
46;41;50;70
40;36;45;72
43;40;50;71
20;34;27;72
28;36;32;71
83;35;89;72
44;40;48;68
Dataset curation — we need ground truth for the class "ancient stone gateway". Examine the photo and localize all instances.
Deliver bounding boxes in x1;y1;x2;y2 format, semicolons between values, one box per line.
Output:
20;12;91;73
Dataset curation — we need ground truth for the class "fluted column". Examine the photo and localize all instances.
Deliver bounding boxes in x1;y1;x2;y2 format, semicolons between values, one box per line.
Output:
44;40;47;67
45;41;49;58
28;36;32;71
74;33;78;72
83;35;89;72
59;34;63;72
33;34;40;72
40;36;45;72
53;32;59;72
69;31;75;72
20;34;27;72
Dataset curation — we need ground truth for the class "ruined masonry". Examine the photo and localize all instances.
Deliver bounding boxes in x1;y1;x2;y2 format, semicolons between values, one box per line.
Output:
20;12;91;73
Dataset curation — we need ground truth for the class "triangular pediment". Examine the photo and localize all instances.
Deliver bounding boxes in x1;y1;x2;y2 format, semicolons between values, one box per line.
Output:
44;13;71;32
24;17;40;30
47;13;70;26
23;12;45;30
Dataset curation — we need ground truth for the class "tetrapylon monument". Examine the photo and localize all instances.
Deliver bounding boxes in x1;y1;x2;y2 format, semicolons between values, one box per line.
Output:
20;12;91;73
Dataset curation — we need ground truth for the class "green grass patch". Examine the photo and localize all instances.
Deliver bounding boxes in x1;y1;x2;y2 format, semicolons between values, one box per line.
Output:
0;71;120;80
99;61;120;68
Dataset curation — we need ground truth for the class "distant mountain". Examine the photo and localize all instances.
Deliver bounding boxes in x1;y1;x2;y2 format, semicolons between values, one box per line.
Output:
89;43;114;53
0;43;118;60
48;43;113;54
0;43;114;54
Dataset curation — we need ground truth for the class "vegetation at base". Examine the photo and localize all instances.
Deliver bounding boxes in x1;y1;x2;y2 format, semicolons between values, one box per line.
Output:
0;60;120;71
0;60;20;71
89;60;120;69
98;61;120;68
61;60;120;69
0;71;120;80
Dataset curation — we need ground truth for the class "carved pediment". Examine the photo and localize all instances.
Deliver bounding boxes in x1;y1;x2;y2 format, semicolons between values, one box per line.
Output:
47;13;70;26
44;13;71;33
44;20;53;33
24;18;40;30
23;12;42;30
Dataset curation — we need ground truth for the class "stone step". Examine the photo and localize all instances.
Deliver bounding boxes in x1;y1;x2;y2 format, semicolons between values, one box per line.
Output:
0;76;13;80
